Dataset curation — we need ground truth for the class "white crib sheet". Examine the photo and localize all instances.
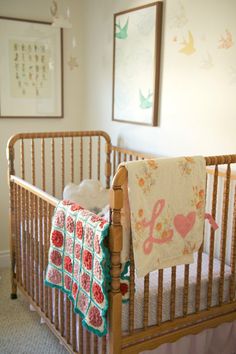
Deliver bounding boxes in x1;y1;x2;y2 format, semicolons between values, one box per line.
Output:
121;252;232;331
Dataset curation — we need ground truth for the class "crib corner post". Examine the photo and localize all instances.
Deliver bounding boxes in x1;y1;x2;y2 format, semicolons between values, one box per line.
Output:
7;145;17;299
109;168;126;354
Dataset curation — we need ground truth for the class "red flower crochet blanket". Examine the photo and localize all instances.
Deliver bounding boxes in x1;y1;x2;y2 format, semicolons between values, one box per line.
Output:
45;200;110;336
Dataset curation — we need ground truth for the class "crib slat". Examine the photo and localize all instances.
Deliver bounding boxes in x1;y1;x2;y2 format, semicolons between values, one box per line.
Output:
195;243;203;312
72;311;76;351
39;198;44;309
183;264;189;316
20;139;25;179
25;190;30;293
54;289;59;330
41;138;46;191
170;266;176;320
30;192;35;300
16;185;21;284
66;298;71;343
102;336;106;354
97;136;101;180
79;317;83;353
219;164;231;305
43;201;48;316
157;269;163;325
89;136;92;179
35;195;39;306
31;139;36;185
129;239;135;333
80;137;83;181
94;335;98;354
22;187;27;289
143;274;150;328
48;206;53;321
207;165;218;308
51;138;56;196
61;137;65;193
71;137;74;183
60;292;65;337
113;151;116;177
86;330;91;354
230;185;236;301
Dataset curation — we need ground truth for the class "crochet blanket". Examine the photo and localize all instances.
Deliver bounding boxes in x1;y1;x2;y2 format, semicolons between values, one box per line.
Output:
45;200;110;336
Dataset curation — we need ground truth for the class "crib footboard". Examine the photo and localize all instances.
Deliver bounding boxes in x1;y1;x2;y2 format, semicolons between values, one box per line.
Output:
9;176;109;353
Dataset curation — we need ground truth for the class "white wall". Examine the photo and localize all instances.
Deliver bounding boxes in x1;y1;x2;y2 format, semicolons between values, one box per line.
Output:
0;0;85;257
80;0;236;156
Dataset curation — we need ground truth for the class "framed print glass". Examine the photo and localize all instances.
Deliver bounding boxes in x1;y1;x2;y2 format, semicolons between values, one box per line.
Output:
0;17;63;118
112;2;163;126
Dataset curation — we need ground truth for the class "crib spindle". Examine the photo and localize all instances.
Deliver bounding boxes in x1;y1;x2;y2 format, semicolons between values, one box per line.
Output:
219;164;231;305
41;139;46;191
66;299;71;343
35;195;39;305
89;136;92;179
183;264;189;316
157;269;163;325
97;136;101;181
48;206;53;321
43;200;48;316
230;185;236;301
16;185;21;285
170;266;176;320
30;192;35;300
71;137;74;183
86;330;91;354
143;274;150;328
61;137;65;193
54;289;59;330
72;310;76;351
113;151;116;177
207;165;218;308
102;336;107;354
94;334;98;354
22;187;27;290
60;292;65;336
31;139;36;186
129;238;135;333
195;244;203;312
20;139;25;180
25;190;30;293
79;317;83;353
51;138;56;196
38;198;43;308
80;137;83;182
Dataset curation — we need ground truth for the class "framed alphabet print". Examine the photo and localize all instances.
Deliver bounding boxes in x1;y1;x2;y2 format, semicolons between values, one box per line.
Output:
0;16;63;118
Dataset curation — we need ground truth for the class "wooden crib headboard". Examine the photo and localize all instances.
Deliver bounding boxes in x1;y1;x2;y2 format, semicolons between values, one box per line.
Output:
7;130;112;197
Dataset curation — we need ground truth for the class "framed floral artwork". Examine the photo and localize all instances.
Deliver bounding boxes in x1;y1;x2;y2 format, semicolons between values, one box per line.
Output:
112;2;163;126
0;16;63;118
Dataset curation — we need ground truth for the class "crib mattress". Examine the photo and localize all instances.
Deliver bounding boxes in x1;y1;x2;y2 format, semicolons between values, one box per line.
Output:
121;252;232;331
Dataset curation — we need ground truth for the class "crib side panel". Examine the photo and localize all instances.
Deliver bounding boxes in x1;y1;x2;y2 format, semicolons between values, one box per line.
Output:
111;153;236;353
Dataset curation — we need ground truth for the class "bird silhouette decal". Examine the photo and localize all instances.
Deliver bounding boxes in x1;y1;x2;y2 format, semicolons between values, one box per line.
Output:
179;31;196;55
139;90;153;109
115;18;129;39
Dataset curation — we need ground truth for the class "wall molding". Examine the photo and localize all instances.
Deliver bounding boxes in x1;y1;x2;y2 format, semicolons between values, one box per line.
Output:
0;250;10;268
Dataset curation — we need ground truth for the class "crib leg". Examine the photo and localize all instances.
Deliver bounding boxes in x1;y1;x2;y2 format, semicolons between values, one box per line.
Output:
10;250;17;300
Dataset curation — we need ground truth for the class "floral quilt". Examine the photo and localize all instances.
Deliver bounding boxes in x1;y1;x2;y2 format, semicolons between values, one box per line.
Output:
124;157;208;278
45;200;110;336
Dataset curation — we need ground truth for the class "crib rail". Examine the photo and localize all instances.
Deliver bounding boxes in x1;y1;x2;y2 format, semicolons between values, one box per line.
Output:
111;154;236;353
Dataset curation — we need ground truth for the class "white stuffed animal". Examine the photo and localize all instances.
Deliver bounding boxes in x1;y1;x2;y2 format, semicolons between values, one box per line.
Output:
63;179;109;214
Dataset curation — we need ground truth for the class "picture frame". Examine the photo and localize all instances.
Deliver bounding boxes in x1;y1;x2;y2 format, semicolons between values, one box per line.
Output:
0;16;63;118
112;2;163;126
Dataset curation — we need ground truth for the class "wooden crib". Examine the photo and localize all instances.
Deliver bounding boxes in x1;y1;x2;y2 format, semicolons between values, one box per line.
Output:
7;130;236;354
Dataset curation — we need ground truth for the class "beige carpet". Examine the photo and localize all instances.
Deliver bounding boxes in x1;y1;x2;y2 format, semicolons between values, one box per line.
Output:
0;268;68;354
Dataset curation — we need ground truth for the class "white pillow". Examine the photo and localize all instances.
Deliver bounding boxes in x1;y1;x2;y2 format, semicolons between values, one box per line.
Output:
63;179;109;213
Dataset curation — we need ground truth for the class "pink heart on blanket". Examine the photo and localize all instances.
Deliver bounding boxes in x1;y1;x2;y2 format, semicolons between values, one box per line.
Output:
174;212;196;238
